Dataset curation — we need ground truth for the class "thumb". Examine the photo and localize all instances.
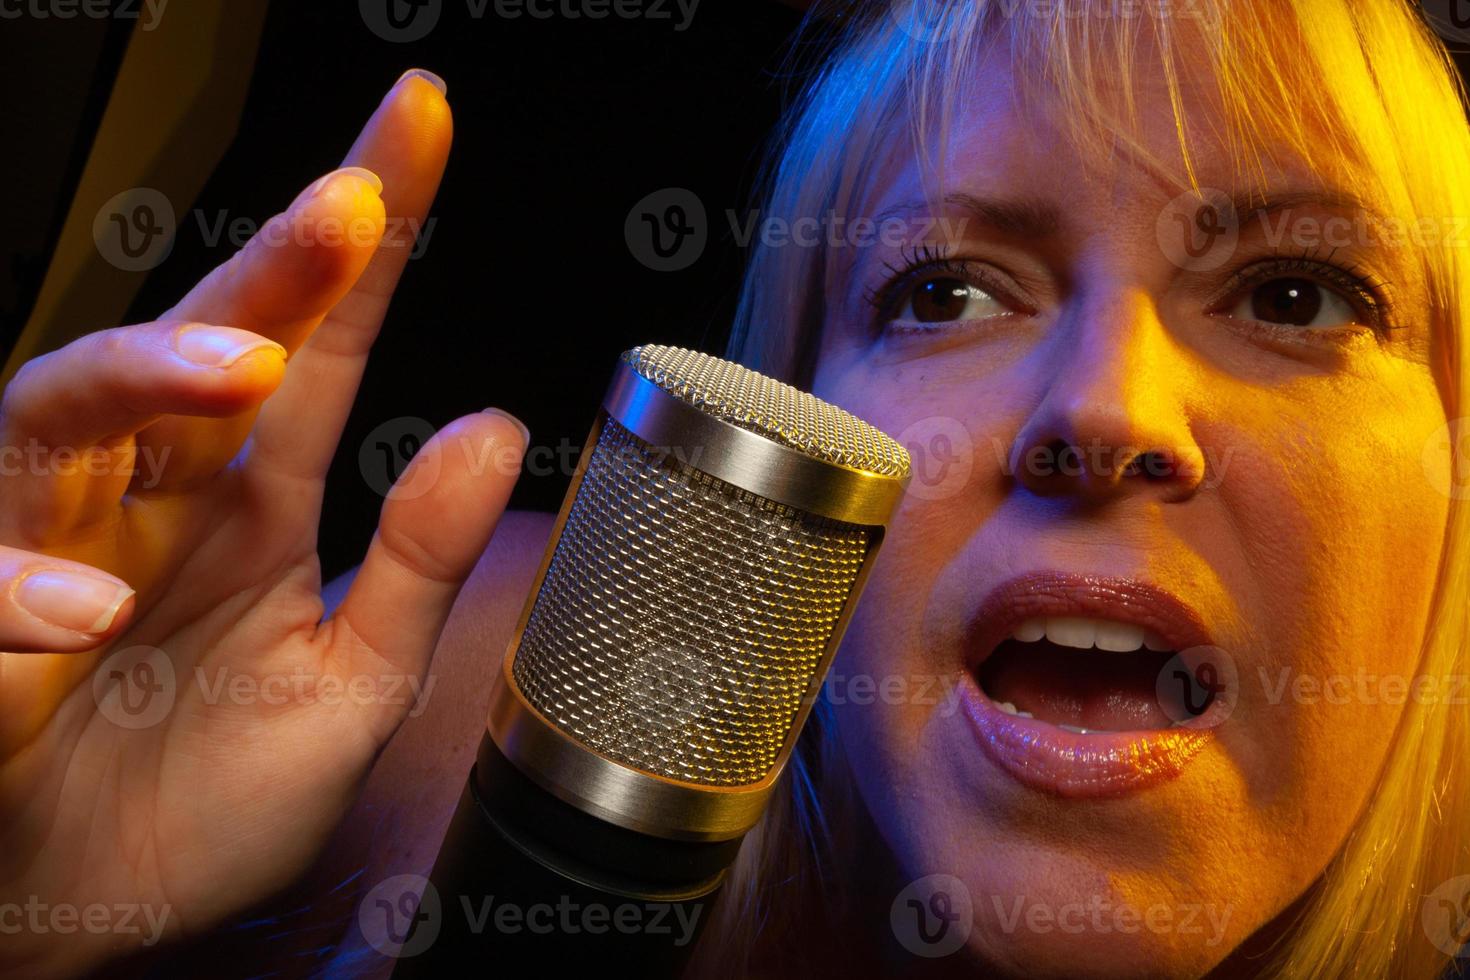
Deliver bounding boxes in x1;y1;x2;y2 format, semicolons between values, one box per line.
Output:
327;408;528;739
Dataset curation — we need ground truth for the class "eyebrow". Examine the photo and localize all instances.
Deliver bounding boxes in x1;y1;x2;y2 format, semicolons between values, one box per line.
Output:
872;192;1064;239
869;188;1389;240
1230;188;1390;228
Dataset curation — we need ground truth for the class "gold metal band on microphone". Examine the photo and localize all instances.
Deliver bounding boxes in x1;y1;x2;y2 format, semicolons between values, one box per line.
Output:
487;669;777;841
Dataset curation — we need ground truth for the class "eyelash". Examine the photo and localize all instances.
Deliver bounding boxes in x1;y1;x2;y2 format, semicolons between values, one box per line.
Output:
861;244;1032;327
862;244;1401;337
1205;250;1399;335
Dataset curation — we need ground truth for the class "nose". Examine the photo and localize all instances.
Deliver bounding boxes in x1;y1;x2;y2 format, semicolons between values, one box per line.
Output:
1008;289;1205;505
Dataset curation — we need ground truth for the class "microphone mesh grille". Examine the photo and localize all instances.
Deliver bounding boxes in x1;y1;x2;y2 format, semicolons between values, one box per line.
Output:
511;417;874;788
510;349;907;788
623;345;911;480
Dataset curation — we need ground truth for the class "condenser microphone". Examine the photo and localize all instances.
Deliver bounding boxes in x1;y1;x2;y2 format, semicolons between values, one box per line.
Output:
391;345;909;975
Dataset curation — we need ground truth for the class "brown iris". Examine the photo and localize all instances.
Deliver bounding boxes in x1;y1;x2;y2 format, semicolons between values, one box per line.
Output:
911;278;977;322
1250;277;1322;326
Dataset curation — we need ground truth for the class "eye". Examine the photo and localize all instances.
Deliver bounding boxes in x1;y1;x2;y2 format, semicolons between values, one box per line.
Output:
1221;275;1362;329
896;275;1010;324
863;247;1037;333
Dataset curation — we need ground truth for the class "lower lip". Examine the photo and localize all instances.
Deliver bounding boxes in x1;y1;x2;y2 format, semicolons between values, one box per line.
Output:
958;674;1216;798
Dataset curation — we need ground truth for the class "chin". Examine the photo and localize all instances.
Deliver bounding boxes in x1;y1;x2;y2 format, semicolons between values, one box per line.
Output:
947;855;1242;980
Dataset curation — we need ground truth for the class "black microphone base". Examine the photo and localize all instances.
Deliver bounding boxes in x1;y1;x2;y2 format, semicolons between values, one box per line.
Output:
389;737;742;977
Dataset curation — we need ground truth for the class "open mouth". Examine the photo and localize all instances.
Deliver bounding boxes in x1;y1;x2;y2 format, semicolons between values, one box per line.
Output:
976;616;1207;733
958;573;1224;797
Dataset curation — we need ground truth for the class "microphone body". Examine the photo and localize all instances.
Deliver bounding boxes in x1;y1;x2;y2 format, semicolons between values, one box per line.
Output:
391;346;909;975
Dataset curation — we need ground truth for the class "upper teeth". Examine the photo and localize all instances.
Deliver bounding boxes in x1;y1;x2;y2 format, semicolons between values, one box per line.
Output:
1011;616;1172;652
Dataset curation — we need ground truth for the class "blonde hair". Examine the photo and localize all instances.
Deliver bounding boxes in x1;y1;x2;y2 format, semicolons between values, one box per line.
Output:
700;2;1470;977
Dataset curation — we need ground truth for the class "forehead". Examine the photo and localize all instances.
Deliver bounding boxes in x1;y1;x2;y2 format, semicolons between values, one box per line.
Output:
856;43;1352;222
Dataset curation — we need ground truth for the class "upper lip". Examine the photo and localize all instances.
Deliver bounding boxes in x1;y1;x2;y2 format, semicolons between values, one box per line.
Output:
964;571;1216;671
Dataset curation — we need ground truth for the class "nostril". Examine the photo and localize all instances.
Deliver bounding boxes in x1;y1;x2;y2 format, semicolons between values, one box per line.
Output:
1124;449;1175;481
1123;447;1208;502
1040;439;1077;479
1011;439;1079;482
1012;435;1205;501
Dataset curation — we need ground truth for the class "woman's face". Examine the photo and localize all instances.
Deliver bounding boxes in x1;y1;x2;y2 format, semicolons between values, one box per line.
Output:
811;45;1449;978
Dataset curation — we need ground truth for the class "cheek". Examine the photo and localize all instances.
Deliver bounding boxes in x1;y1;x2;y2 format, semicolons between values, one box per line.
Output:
815;353;1023;565
830;522;947;739
1195;372;1449;846
817;372;1026;899
815;355;1011;729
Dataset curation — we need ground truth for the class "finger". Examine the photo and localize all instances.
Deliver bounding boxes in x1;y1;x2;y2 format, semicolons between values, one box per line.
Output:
135;168;387;487
164;167;387;348
0;323;286;543
0;546;134;652
248;69;453;486
327;409;526;743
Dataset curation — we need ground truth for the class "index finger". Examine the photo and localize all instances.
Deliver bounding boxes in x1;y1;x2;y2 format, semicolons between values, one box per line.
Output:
246;70;454;485
143;70;452;487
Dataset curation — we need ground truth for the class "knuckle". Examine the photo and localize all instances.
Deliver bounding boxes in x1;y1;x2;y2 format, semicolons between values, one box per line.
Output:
84;327;134;362
0;355;49;429
82;326;157;364
377;522;459;586
0;326;156;436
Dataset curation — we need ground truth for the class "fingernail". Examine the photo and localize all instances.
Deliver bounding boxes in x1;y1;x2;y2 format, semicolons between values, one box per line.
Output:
482;408;530;447
15;570;135;634
396;68;447;96
306;166;384;198
175;324;286;369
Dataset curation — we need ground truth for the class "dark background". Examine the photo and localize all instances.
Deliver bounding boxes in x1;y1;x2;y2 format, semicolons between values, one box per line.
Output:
0;0;812;578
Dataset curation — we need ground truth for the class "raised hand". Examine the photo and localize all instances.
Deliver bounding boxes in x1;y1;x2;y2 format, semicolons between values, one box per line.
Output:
0;70;527;978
